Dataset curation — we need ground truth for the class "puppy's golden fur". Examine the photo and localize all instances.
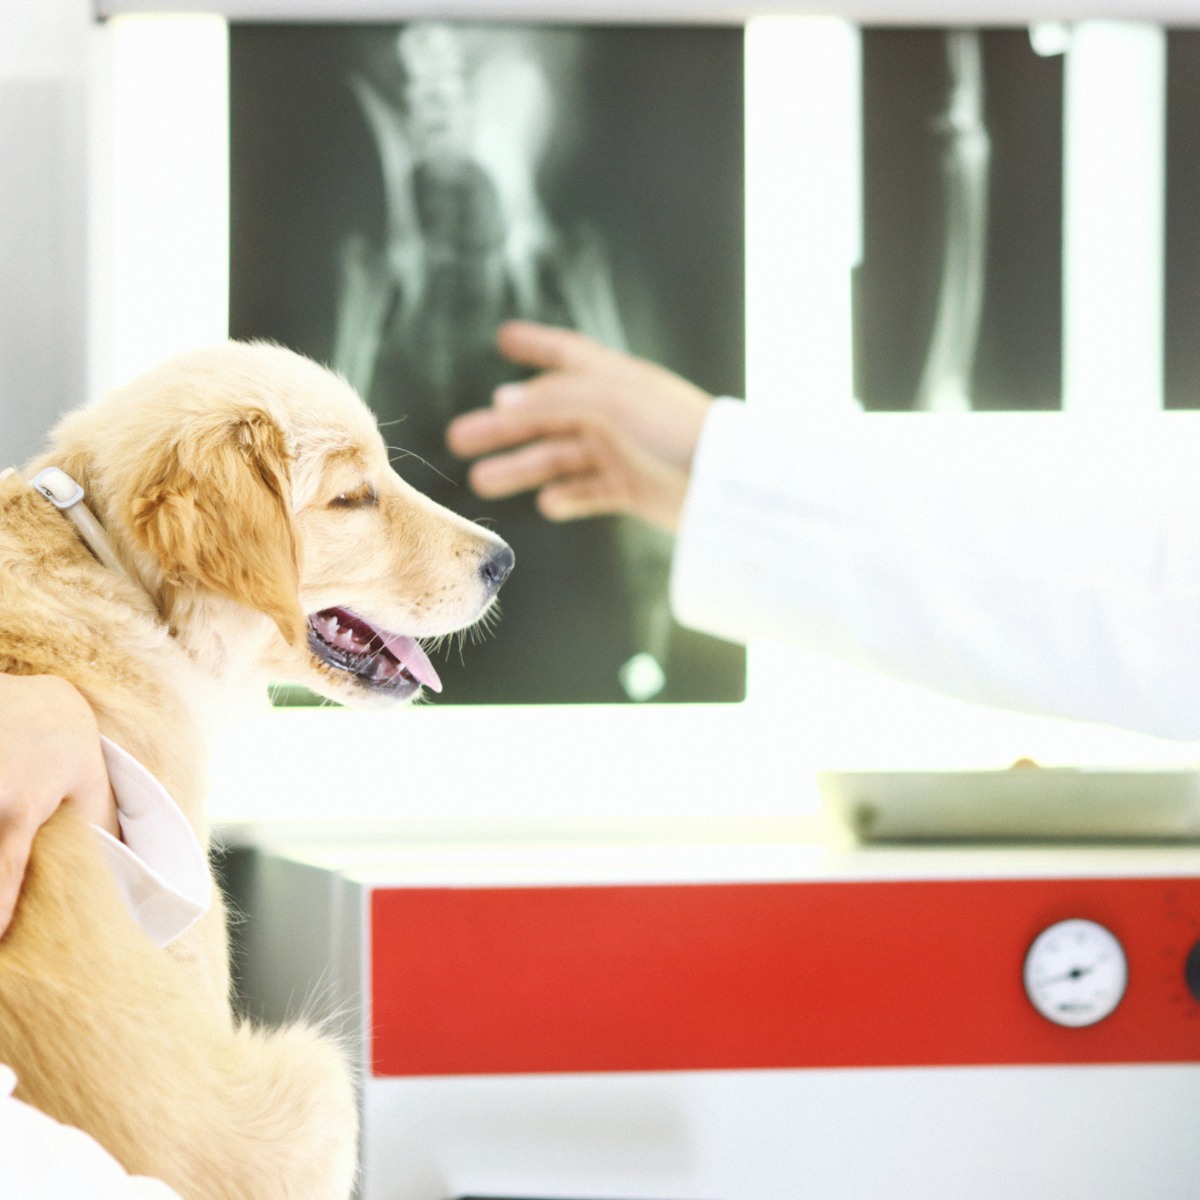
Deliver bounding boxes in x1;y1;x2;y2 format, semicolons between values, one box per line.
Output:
0;341;512;1197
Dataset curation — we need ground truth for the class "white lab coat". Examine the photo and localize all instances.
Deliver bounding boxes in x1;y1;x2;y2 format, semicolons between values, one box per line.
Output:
672;399;1200;741
0;739;204;1199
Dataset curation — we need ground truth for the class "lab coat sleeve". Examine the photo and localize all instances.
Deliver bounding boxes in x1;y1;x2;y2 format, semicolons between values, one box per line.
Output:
670;399;1200;741
0;1066;182;1199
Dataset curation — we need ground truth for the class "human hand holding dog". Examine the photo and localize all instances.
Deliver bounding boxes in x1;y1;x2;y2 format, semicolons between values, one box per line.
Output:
446;320;713;533
0;674;117;938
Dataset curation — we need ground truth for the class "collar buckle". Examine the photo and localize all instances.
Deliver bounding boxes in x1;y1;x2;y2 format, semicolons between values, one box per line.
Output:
31;467;86;511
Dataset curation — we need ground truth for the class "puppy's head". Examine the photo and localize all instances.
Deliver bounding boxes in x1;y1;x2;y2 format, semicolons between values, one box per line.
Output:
45;341;512;706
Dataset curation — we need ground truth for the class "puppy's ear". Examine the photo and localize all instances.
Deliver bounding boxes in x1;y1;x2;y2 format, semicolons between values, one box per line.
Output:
127;411;305;645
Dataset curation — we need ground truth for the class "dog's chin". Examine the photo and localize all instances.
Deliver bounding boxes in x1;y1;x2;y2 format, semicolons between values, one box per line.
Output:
301;606;440;707
304;663;422;708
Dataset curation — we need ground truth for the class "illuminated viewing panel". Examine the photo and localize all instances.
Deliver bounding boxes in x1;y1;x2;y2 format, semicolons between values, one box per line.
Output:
227;21;747;707
89;15;1200;830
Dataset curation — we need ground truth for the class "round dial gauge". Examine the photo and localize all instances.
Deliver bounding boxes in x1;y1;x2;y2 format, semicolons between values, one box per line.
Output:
1023;918;1128;1028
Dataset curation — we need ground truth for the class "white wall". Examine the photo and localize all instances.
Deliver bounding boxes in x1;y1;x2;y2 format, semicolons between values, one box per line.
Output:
0;0;92;467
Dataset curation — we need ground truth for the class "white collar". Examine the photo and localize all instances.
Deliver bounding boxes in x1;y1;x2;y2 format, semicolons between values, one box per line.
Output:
94;736;211;947
23;467;146;595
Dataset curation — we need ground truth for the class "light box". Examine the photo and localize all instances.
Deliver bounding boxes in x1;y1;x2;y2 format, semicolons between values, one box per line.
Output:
87;12;1200;839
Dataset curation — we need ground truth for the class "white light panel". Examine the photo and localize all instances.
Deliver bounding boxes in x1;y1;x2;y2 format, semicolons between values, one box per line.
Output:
92;14;1197;838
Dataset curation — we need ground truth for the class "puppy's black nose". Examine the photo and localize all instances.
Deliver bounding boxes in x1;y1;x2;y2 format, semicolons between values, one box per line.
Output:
480;543;515;594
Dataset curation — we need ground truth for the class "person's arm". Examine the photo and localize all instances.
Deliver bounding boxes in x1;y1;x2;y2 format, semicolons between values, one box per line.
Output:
450;320;1200;739
0;674;117;938
673;402;1200;741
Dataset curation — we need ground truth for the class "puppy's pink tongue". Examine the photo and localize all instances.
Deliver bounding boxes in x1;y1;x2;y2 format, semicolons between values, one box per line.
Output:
380;633;442;693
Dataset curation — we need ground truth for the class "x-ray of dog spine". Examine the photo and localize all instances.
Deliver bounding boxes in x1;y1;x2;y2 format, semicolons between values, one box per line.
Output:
334;23;681;701
332;23;628;419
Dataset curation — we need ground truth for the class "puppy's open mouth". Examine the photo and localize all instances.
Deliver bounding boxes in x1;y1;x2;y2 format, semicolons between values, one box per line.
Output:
307;607;442;695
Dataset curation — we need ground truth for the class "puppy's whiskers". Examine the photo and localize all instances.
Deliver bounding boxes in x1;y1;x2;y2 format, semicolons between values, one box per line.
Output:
386;446;458;488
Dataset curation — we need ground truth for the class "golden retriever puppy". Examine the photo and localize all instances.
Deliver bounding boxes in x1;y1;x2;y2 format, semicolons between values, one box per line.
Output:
0;341;513;1198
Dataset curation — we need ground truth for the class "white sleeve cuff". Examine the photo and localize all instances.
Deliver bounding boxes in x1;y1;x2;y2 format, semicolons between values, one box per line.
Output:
90;738;211;948
670;397;801;647
0;1065;184;1198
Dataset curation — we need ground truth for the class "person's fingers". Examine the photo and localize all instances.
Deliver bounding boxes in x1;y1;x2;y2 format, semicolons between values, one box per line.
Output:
64;773;119;839
467;436;596;501
0;821;34;939
446;409;499;458
447;399;589;459
0;887;15;942
447;408;542;459
543;452;689;531
536;475;623;522
494;368;611;412
494;336;712;468
495;320;613;374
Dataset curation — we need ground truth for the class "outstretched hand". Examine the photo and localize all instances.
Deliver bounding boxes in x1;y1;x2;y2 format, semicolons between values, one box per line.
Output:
0;675;116;938
446;321;713;533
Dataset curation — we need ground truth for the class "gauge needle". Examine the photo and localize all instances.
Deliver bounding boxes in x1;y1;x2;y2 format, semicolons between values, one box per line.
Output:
1037;964;1095;985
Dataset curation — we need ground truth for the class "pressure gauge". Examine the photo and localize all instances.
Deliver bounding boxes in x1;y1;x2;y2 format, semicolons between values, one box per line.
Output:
1023;918;1128;1027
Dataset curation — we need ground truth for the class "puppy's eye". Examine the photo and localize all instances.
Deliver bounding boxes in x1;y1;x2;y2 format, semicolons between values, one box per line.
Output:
329;486;377;509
